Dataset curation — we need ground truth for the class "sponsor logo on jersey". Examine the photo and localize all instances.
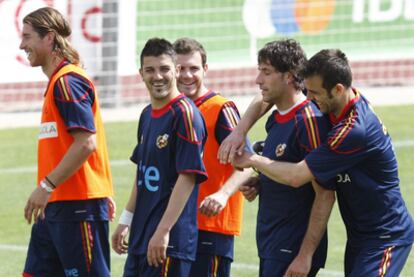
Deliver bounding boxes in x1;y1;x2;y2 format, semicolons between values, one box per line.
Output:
275;143;287;157
38;122;58;139
156;134;169;149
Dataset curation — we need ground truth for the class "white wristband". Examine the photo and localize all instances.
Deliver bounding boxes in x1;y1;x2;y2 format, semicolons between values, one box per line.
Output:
119;209;133;226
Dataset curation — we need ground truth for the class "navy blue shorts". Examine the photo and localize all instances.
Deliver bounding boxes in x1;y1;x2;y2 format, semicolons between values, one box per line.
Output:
190;254;232;277
345;243;412;276
23;219;110;277
123;253;192;277
259;258;320;277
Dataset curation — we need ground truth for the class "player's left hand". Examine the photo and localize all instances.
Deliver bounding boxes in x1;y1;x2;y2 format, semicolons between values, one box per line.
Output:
107;197;116;221
24;186;50;224
199;191;228;217
283;254;312;277
147;228;170;267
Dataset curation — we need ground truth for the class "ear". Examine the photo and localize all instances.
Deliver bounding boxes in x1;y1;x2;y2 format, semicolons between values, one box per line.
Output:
176;64;181;75
203;63;208;76
285;72;294;85
334;83;346;96
45;31;55;47
139;68;143;78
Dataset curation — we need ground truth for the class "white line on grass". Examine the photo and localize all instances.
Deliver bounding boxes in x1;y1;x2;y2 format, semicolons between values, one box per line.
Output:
1;139;414;175
0;243;343;275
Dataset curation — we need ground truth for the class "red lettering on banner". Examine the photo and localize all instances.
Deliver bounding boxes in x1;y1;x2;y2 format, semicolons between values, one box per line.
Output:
81;6;102;43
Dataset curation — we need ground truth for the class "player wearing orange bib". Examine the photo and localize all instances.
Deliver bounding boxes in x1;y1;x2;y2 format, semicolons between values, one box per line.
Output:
173;38;254;277
20;7;114;277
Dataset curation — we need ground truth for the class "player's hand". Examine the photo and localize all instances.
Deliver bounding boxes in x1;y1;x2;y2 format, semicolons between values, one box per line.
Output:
147;227;169;267
24;186;50;224
218;129;246;164
231;151;254;169
239;176;260;202
284;254;312;277
199;191;229;217
111;224;129;254
107;197;116;222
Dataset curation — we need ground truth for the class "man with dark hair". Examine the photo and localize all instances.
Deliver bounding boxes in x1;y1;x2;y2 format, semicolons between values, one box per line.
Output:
224;39;335;276
21;7;114;277
227;48;414;276
173;37;253;277
112;37;208;277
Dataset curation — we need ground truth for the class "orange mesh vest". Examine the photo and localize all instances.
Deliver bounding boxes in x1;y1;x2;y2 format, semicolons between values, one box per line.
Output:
197;94;244;236
38;64;113;202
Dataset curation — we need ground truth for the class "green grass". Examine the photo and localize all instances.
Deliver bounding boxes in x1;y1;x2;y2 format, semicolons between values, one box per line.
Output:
0;105;414;276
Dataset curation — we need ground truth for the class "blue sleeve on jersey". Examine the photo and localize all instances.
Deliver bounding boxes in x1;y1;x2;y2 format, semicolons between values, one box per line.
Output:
215;102;240;144
53;73;96;132
305;122;367;185
175;101;208;184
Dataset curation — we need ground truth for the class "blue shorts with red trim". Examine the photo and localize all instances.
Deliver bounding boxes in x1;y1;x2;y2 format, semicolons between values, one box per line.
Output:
23;219;110;277
259;258;320;277
123;253;192;277
345;243;412;277
189;254;232;277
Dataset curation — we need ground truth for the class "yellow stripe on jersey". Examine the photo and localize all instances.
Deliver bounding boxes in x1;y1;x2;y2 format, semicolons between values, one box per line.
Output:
380;246;394;277
330;110;355;148
163;257;171;277
304;106;319;149
82;222;93;265
222;104;239;129
213;256;219;277
59;77;71;101
179;99;196;142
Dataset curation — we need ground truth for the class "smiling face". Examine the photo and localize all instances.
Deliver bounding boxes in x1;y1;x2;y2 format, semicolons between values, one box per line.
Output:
140;54;179;105
19;23;53;68
176;52;207;100
304;75;339;114
255;60;289;105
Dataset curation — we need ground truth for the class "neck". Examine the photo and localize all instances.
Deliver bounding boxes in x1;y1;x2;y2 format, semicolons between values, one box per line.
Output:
43;54;64;79
190;85;209;101
275;89;304;111
151;89;181;110
333;87;355;117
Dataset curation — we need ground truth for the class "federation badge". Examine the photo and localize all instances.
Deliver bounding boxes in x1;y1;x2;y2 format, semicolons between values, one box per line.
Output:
156;134;169;149
275;143;286;157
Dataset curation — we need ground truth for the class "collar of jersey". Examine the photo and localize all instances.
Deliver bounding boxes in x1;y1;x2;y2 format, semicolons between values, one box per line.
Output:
274;99;309;123
329;88;360;124
194;90;214;107
151;94;184;118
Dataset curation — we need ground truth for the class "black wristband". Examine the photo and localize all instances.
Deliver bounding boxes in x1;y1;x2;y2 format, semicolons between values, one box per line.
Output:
45;176;56;189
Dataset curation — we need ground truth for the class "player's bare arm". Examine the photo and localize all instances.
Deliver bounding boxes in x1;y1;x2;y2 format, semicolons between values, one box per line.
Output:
112;179;138;255
232;151;314;188
147;173;196;267
200;168;254;217
24;130;96;224
218;94;272;164
284;182;335;277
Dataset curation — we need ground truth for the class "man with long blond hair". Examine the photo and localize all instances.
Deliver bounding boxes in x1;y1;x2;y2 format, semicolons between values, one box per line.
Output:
20;7;114;277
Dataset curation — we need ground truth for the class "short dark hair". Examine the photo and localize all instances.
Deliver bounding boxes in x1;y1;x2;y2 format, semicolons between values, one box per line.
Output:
258;39;307;90
301;49;352;92
173;37;207;67
140;38;176;67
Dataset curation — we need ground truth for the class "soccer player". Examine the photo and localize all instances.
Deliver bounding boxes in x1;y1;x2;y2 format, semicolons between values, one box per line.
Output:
111;38;208;277
229;49;414;276
20;7;114;277
173;37;254;277
232;39;336;276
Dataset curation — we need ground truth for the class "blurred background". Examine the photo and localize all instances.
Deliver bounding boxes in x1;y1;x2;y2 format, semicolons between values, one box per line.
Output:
1;0;414;112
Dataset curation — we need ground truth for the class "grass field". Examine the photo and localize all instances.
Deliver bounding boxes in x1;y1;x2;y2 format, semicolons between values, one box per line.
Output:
0;104;413;276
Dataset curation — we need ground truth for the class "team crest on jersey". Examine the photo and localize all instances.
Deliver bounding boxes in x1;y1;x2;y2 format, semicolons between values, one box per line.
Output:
275;143;286;157
156;134;169;149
